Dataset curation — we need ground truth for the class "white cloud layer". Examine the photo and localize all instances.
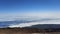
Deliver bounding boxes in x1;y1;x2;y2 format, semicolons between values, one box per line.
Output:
0;12;60;28
0;12;60;21
8;18;60;28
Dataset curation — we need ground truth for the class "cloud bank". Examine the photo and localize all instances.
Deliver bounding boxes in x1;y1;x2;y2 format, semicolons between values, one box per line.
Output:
8;18;60;28
0;12;60;21
0;12;60;28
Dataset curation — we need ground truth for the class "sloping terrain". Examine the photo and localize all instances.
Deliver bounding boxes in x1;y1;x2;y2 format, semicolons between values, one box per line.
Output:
0;28;60;34
26;24;60;29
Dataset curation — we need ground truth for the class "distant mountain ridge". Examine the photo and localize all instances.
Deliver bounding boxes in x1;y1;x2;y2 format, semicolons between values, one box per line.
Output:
25;24;60;29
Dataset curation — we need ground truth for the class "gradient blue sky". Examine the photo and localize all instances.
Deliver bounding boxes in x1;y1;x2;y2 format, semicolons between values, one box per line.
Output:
0;0;60;13
0;0;60;21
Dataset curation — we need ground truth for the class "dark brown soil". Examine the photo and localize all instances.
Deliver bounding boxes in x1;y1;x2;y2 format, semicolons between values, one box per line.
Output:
0;28;60;34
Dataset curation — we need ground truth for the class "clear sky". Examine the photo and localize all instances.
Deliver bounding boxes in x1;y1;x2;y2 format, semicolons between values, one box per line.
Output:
0;0;60;13
0;0;60;21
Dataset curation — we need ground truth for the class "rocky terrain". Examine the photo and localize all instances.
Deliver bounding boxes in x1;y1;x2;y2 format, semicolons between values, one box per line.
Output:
0;28;60;34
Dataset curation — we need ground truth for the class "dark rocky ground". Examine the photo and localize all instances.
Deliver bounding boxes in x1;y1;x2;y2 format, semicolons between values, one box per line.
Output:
0;28;60;34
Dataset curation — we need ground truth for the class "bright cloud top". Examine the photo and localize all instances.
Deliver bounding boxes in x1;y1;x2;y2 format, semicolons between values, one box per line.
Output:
0;12;60;28
8;18;60;28
0;12;60;21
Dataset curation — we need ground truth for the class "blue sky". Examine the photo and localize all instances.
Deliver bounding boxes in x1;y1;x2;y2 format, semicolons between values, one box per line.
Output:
0;0;60;13
0;0;60;21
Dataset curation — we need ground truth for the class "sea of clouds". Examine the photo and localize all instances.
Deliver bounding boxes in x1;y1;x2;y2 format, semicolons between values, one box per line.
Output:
0;12;60;28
